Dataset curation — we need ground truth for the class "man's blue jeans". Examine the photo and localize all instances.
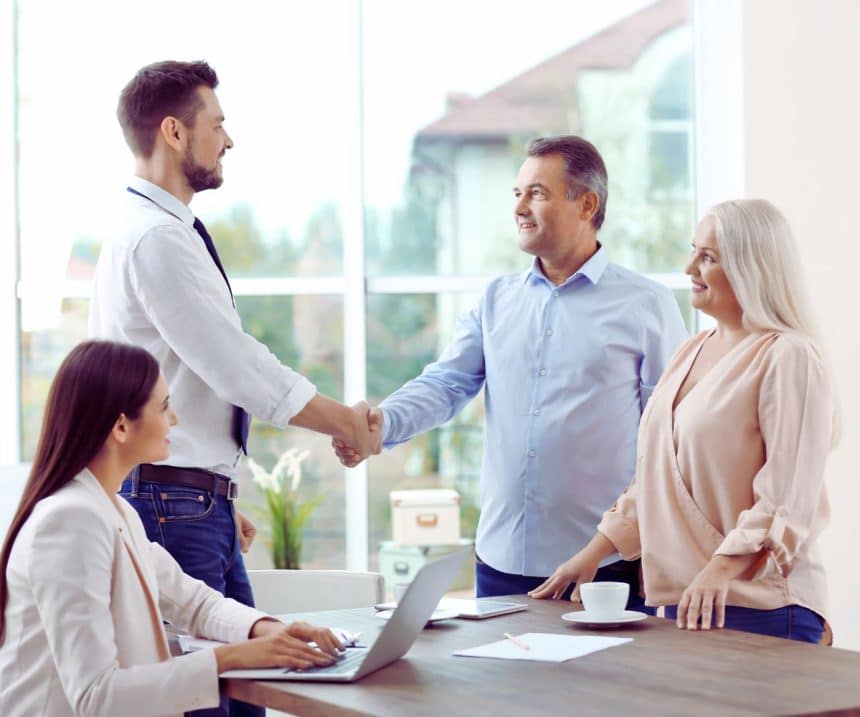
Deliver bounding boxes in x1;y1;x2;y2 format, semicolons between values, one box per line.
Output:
120;474;261;717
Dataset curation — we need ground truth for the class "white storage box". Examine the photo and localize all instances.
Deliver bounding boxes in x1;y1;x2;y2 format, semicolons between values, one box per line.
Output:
390;489;461;546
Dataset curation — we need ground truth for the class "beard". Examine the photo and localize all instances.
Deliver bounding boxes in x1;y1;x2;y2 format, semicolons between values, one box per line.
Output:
182;142;223;192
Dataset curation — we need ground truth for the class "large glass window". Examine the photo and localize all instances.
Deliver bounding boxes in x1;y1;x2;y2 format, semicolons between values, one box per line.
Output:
7;0;696;576
362;0;694;589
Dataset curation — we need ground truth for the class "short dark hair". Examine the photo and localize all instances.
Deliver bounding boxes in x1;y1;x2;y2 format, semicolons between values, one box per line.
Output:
526;135;608;230
117;60;219;158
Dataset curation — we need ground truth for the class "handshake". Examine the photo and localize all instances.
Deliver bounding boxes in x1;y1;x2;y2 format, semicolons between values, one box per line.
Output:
333;403;385;468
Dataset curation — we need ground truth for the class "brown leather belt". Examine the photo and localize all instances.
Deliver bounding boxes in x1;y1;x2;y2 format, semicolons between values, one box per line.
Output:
136;464;238;500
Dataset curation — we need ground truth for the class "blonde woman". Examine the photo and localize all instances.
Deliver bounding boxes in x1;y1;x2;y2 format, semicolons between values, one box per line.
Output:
530;200;836;643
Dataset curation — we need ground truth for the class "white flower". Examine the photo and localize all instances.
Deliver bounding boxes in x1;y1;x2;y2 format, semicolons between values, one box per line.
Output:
282;448;310;493
247;457;278;493
248;449;311;495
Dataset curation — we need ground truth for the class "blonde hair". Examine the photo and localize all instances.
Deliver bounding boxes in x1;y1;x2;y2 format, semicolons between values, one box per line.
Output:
707;199;840;445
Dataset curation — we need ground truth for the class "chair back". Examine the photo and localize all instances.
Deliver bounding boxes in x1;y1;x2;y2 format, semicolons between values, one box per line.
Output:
248;569;384;614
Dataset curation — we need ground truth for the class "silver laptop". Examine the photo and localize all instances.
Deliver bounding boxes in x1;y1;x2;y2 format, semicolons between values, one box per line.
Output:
222;548;469;682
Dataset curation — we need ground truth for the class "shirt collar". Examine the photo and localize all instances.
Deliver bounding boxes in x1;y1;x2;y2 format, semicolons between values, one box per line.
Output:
524;243;609;289
127;176;195;227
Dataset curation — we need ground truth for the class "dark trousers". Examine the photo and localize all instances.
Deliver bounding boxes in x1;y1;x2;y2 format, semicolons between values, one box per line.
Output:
476;555;654;613
664;604;824;643
121;474;263;717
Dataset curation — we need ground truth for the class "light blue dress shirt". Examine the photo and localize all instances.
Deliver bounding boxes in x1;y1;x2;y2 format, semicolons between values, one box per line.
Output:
380;248;688;577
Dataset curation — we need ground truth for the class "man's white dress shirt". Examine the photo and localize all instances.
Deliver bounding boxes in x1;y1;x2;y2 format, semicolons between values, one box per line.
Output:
89;177;316;475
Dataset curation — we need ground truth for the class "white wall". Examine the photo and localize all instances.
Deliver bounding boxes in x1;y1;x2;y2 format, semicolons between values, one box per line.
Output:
740;0;860;649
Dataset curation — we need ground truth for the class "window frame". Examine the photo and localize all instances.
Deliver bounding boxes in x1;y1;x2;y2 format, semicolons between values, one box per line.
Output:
1;0;745;569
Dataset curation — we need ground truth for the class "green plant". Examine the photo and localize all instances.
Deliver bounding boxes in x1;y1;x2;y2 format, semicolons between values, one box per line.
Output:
247;448;323;570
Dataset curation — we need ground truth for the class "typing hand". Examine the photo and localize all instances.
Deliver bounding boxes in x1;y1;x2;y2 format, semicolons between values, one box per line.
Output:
333;405;383;468
219;620;344;673
235;508;257;553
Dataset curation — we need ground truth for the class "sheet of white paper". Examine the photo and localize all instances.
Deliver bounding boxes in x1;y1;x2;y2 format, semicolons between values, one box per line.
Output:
452;633;632;662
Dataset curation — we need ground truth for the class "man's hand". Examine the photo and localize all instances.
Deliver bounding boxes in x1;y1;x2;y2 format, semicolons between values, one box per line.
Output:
332;405;383;468
235;508;257;553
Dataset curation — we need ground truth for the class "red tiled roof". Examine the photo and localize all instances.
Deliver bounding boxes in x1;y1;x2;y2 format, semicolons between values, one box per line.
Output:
416;0;689;142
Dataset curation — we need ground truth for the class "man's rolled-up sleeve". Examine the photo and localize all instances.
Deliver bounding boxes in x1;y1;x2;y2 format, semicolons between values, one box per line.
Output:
130;227;316;426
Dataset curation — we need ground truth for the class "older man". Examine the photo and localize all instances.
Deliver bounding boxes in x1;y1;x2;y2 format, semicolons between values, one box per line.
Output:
336;136;686;603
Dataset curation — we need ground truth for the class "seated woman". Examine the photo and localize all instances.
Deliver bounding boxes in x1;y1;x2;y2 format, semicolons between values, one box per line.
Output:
529;199;837;643
0;340;344;716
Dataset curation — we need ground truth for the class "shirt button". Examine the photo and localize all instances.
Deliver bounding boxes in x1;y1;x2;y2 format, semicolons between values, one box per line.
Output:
545;328;553;336
528;450;536;457
553;290;560;297
533;408;541;416
539;368;547;376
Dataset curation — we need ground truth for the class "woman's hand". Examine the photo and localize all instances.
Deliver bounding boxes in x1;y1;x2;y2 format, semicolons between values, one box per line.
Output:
528;533;617;601
676;552;762;630
528;533;617;602
216;620;344;672
527;552;600;601
676;560;731;630
284;621;345;655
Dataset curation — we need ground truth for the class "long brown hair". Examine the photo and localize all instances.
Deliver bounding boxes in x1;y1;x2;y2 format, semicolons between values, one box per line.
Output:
0;340;159;641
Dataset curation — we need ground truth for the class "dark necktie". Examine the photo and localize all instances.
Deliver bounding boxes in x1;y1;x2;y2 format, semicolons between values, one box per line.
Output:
126;187;250;454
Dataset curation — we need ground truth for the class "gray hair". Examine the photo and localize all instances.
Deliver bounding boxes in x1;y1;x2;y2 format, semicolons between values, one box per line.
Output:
526;136;608;230
708;199;840;444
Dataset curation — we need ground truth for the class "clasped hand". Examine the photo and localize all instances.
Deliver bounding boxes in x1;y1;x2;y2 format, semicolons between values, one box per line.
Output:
332;404;384;467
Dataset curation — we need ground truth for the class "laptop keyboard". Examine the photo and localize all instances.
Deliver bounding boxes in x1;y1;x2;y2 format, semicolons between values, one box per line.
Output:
295;649;366;675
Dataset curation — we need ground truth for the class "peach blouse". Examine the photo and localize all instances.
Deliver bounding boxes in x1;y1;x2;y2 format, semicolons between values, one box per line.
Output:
598;329;833;617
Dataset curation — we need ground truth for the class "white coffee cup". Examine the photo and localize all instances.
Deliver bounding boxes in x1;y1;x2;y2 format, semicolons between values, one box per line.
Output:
579;581;629;618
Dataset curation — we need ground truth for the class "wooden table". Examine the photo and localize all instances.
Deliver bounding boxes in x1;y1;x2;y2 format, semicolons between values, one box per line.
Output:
222;597;860;716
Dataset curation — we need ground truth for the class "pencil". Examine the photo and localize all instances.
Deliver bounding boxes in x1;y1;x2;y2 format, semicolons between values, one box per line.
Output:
504;632;531;651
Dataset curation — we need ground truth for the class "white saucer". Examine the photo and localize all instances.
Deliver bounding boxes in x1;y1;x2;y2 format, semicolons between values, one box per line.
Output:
376;608;459;624
561;609;648;628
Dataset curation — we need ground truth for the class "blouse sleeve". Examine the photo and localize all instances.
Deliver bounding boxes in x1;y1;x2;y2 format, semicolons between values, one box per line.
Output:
151;540;267;643
714;336;833;573
597;477;642;560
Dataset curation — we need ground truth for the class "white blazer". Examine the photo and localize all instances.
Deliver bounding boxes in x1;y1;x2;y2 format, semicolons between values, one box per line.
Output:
0;469;266;717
